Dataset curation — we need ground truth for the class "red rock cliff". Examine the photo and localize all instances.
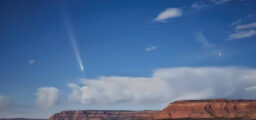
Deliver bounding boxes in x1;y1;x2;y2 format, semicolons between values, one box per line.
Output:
154;99;256;119
49;110;157;120
49;99;256;120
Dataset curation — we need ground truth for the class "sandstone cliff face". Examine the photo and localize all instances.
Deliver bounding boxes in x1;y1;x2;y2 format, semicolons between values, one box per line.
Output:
154;99;256;120
49;99;256;120
49;110;157;120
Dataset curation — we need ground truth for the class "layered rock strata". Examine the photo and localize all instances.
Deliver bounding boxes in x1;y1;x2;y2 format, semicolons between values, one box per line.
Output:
154;99;256;120
49;99;256;120
49;110;157;120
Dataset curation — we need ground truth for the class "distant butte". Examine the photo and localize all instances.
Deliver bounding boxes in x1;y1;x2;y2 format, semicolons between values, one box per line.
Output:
49;99;256;120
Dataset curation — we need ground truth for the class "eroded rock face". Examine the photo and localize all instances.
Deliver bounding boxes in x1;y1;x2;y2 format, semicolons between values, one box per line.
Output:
49;99;256;120
154;99;256;120
49;110;157;120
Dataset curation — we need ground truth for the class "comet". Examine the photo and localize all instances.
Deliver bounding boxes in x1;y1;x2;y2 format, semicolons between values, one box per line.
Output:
68;30;85;72
61;5;84;72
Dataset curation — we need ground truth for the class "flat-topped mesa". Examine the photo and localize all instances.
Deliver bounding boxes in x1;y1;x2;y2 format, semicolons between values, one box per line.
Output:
49;110;157;120
154;99;256;120
49;99;256;120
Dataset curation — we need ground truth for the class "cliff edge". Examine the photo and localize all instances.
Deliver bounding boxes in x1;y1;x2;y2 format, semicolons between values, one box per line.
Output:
49;99;256;120
49;110;157;120
154;99;256;120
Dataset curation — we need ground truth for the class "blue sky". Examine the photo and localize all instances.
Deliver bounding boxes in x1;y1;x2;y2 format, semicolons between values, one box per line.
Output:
1;0;256;118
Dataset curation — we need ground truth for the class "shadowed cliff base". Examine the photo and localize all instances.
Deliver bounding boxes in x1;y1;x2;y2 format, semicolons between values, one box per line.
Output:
49;99;256;120
0;118;47;120
163;118;255;120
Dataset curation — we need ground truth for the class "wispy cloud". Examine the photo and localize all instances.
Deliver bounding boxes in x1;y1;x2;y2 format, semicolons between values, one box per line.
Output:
153;8;182;22
68;67;256;107
28;59;35;65
145;45;157;52
35;87;59;108
230;18;242;26
228;30;256;40
191;0;232;11
195;32;215;48
228;21;256;40
244;86;256;91
236;22;256;30
191;2;208;10
211;0;232;4
194;32;223;57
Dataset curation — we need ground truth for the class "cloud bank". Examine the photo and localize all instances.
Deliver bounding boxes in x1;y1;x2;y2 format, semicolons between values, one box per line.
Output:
0;95;9;110
153;8;182;22
68;67;256;108
35;87;59;108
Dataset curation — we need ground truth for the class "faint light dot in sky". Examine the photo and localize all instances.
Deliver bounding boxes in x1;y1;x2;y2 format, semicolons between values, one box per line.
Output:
218;52;222;57
28;59;35;64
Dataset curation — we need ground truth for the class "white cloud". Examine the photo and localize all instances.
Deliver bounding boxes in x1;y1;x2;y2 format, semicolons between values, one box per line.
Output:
228;30;256;40
145;45;157;52
0;95;9;110
195;32;214;48
28;59;35;65
192;0;231;10
68;67;256;108
236;22;256;30
68;83;82;103
230;19;242;26
228;22;256;40
245;86;256;91
191;2;208;10
35;87;59;108
174;89;214;100
211;0;232;4
153;8;182;22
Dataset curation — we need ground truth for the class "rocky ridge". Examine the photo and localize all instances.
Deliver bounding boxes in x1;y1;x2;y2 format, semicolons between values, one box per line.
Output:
49;110;157;120
49;99;256;120
155;99;256;120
